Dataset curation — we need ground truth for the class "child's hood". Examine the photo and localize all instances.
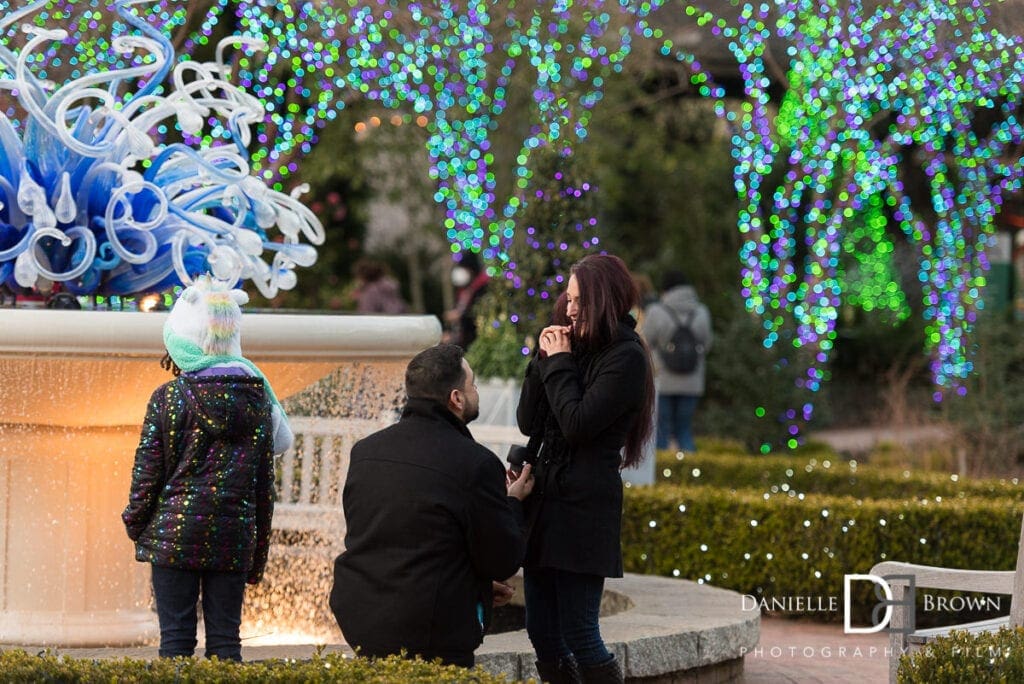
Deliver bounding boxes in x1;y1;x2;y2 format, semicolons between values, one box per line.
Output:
177;375;268;436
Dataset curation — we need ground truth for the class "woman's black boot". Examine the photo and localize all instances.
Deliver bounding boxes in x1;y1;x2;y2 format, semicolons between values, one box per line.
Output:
580;655;623;684
535;656;582;683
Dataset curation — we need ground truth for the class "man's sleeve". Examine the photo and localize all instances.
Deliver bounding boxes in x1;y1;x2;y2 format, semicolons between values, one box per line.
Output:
465;454;526;581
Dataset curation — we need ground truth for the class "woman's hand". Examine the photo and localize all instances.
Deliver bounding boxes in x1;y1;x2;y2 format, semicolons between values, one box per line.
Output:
539;324;572;356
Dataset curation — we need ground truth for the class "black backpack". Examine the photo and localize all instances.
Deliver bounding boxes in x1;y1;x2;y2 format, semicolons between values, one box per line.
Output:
656;305;702;373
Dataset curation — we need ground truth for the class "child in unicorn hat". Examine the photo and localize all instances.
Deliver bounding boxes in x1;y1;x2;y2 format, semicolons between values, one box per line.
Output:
122;276;292;661
159;276;293;453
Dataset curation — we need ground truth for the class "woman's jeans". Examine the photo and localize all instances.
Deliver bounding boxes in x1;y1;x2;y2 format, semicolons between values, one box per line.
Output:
524;566;611;667
151;565;248;661
656;393;699;451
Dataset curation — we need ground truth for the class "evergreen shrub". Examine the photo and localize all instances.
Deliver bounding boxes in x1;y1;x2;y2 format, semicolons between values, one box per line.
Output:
700;306;821;453
0;650;510;683
466;315;530;382
652;451;1024;501
897;627;1024;683
622;483;1023;622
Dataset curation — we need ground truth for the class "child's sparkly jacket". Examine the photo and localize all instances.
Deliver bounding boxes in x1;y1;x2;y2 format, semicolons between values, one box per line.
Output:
122;374;275;583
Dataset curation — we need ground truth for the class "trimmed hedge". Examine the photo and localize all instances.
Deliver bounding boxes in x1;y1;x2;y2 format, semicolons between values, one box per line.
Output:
653;451;1024;501
621;483;1023;621
0;650;511;683
898;626;1024;683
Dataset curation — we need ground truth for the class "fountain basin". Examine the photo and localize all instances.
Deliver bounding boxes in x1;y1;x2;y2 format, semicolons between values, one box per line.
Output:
0;309;440;646
0;309;441;426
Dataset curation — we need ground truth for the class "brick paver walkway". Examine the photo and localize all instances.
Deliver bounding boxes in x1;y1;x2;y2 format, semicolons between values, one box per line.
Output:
743;616;890;683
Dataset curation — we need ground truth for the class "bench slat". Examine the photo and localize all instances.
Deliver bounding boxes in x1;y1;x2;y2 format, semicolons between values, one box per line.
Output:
279;443;296;505
907;616;1009;644
298;436;315;505
870;562;1015;595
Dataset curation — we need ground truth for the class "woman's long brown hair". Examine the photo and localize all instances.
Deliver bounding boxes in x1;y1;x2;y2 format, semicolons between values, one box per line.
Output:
570;254;655;469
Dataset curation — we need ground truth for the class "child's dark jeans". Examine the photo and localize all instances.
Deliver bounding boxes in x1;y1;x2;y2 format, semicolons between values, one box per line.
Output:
151;565;248;661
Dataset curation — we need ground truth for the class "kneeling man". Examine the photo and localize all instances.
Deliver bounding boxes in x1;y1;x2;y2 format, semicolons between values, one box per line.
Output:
330;343;534;667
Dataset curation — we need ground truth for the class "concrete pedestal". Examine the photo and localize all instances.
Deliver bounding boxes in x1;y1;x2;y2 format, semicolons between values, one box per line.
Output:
0;309;442;647
0;425;156;646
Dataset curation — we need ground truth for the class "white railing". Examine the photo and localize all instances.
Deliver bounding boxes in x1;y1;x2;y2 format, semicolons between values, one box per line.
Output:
273;416;528;535
273;416;385;533
476;377;522;427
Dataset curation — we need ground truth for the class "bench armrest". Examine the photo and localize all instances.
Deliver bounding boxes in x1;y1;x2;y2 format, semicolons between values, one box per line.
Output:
870;561;1014;595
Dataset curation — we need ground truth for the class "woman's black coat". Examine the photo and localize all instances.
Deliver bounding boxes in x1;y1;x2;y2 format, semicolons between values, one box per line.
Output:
517;320;648;577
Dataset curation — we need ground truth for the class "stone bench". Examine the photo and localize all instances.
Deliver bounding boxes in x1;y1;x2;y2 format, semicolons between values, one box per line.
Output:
478;573;758;681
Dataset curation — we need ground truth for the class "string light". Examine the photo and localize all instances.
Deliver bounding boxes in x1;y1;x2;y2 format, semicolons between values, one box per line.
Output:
342;1;659;263
644;0;1024;443
13;0;1023;440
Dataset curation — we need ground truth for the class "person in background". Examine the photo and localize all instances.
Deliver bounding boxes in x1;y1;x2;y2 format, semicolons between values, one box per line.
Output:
630;272;657;330
511;254;655;684
641;269;713;453
443;251;490;350
352;257;408;314
330;343;534;668
122;276;292;661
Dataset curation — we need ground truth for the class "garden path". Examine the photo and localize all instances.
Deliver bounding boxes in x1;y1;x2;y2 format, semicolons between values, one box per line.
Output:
742;615;889;683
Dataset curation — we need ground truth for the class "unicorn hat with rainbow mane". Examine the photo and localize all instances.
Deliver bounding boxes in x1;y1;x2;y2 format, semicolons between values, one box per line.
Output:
163;276;249;363
161;274;290;449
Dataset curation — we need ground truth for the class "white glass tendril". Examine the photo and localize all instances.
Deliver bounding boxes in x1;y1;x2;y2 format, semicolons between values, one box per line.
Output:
0;0;323;298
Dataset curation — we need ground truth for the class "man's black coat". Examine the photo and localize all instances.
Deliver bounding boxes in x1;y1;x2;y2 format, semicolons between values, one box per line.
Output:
329;398;526;665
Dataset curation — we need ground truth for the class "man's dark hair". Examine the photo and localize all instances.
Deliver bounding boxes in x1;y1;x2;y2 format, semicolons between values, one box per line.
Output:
405;343;467;403
661;269;691;291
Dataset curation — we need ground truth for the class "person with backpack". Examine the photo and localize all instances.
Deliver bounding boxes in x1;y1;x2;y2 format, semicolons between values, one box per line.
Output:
642;269;713;452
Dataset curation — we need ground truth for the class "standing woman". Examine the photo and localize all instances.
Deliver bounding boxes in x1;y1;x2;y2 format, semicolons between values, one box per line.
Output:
514;254;655;683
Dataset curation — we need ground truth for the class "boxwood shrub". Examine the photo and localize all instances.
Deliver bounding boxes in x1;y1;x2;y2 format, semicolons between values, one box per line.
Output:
0;650;510;683
898;626;1024;683
622;483;1023;622
653;451;1024;501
